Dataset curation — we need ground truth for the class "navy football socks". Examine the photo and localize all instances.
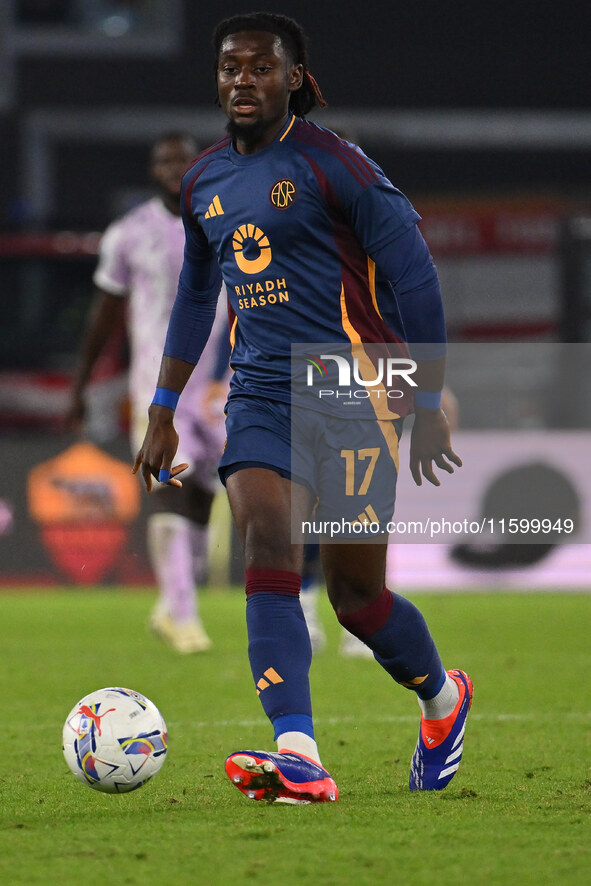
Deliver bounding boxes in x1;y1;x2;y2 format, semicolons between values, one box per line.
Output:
245;568;315;740
338;588;446;700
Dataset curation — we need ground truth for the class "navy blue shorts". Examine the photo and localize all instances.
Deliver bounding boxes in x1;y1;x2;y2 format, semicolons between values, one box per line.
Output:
219;396;293;484
219;395;403;540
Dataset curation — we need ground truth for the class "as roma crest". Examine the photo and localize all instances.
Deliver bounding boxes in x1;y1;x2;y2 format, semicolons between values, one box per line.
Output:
270;179;297;209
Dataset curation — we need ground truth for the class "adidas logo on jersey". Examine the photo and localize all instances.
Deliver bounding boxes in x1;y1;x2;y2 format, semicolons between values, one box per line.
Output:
205;195;224;218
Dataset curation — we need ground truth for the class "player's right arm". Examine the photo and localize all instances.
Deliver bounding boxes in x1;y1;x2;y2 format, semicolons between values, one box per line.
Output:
133;355;193;492
134;187;222;491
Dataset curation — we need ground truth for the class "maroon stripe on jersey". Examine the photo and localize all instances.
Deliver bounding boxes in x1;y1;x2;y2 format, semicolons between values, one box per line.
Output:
183;161;212;217
293;120;377;179
183;137;231;218
295;130;373;189
194;135;231;162
293;124;377;188
301;125;378;186
302;151;402;345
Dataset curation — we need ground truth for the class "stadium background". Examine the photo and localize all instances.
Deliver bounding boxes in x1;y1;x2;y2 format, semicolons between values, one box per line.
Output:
1;0;590;588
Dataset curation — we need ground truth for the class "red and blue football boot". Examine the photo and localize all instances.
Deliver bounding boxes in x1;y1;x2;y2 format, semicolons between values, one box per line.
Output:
225;749;338;804
409;669;473;791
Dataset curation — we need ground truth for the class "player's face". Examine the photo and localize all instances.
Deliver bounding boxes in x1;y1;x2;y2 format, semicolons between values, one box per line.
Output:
150;138;195;199
217;30;303;153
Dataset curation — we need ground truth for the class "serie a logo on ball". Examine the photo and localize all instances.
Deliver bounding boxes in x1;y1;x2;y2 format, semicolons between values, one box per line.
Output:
62;687;168;793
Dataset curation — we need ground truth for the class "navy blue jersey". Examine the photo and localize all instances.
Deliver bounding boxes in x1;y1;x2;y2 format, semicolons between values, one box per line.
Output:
169;116;445;418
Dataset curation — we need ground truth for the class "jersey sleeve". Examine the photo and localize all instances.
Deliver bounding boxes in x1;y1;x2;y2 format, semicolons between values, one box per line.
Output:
162;187;223;365
326;146;446;353
92;219;131;296
373;225;447;357
325;143;421;254
350;179;422;255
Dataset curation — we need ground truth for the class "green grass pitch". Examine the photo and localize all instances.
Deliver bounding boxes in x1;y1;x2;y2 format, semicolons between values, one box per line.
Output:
0;587;589;885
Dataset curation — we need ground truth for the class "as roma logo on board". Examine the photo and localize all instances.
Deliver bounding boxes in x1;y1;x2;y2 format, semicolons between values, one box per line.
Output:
270;179;297;209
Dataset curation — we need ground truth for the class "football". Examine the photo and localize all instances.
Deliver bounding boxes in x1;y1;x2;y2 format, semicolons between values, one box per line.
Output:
62;687;168;793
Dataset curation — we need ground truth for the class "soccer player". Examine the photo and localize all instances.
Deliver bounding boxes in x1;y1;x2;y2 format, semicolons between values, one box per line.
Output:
69;131;229;654
134;13;472;802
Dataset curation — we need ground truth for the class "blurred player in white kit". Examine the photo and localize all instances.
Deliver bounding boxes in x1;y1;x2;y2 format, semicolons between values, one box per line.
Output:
69;132;229;653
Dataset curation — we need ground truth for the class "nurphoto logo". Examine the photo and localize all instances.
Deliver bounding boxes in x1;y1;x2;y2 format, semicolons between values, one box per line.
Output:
305;353;417;401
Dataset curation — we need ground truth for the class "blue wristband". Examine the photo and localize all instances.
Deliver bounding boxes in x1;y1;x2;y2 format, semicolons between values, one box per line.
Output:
151;387;180;411
414;390;442;410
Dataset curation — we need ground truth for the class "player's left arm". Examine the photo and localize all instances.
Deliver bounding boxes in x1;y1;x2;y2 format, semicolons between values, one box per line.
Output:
371;224;462;486
328;158;461;485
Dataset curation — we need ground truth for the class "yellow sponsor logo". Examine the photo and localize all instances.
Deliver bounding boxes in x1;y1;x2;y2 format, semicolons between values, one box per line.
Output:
234;277;290;310
233;223;272;274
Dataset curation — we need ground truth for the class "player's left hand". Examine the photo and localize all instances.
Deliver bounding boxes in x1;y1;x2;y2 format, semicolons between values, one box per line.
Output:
409;407;462;487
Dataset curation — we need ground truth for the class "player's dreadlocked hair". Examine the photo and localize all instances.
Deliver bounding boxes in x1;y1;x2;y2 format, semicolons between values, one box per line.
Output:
213;12;327;116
